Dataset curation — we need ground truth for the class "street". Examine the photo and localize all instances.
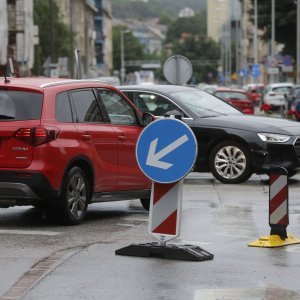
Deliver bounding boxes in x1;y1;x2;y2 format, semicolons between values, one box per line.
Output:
1;172;300;299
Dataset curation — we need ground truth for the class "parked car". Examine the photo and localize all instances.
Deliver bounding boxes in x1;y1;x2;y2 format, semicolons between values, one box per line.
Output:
197;84;219;94
120;84;300;184
213;88;254;114
263;82;294;111
0;77;151;224
288;86;300;121
246;84;264;105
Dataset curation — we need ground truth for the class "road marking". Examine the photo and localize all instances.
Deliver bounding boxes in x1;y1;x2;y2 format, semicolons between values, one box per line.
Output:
194;287;300;299
0;229;60;236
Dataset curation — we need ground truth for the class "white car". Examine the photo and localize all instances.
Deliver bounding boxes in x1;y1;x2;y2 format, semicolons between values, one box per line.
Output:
263;82;294;108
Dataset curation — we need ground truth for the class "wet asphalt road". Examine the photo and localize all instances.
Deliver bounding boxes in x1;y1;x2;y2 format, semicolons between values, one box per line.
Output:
1;172;300;299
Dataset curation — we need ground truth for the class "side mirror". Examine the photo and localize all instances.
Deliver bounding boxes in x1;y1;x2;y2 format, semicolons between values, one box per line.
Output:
141;112;155;127
164;110;183;120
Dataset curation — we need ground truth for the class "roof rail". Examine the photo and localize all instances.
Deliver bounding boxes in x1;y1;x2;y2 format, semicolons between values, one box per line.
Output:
39;79;110;88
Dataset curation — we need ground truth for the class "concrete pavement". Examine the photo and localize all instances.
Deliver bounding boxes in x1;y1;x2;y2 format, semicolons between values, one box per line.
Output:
2;173;298;300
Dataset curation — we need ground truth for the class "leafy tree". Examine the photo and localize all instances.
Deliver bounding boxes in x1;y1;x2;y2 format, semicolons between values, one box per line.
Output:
111;0;206;19
163;13;220;83
158;13;173;26
33;0;73;75
112;26;145;73
165;13;207;43
250;0;296;57
171;36;220;83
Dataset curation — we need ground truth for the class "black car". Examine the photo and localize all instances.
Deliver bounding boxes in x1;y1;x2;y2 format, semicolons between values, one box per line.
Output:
120;84;300;184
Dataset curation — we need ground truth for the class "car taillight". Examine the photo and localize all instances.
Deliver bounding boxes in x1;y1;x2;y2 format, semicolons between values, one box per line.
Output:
15;126;59;146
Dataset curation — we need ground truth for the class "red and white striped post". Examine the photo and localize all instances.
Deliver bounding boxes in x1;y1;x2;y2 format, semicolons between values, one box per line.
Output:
269;167;288;239
149;181;183;246
249;166;300;247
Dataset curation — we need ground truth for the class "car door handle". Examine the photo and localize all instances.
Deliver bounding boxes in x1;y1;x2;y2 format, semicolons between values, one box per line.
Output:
118;135;126;142
81;134;92;142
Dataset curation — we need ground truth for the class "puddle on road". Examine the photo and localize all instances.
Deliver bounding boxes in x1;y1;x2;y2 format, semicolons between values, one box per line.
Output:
214;205;256;238
194;287;300;300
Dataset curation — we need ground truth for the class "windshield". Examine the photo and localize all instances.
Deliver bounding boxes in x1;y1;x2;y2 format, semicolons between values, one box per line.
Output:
170;90;242;117
0;91;43;120
272;86;292;94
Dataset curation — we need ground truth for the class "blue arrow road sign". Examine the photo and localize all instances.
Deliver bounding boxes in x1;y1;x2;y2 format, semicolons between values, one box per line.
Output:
136;118;198;183
252;63;261;78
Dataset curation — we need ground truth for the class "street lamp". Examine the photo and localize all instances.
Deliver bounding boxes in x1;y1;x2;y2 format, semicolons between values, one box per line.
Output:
120;29;130;84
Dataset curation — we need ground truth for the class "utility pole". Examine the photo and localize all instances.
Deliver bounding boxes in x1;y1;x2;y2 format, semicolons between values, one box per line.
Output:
49;0;55;63
120;30;125;84
120;29;130;84
228;0;232;85
297;0;300;84
270;0;275;83
253;0;258;84
241;0;248;86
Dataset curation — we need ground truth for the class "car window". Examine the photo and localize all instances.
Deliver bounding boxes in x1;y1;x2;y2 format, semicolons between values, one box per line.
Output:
294;89;300;98
56;91;73;122
126;91;186;117
0;91;42;120
170;90;242;117
71;89;103;123
272;86;292;93
98;89;137;125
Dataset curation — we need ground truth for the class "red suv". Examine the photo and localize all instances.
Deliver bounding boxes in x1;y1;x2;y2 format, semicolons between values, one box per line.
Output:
0;77;151;224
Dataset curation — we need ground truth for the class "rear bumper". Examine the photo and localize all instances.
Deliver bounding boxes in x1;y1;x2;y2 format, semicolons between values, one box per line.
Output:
0;171;60;206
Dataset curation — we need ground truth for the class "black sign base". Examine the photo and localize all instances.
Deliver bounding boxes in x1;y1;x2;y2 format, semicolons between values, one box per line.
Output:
115;242;214;261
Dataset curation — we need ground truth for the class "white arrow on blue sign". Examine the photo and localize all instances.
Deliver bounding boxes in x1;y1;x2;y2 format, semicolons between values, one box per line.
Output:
136;118;198;183
251;63;261;78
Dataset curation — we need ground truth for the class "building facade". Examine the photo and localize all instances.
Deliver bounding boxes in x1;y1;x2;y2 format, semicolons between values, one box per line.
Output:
0;0;36;76
207;0;267;85
56;0;98;78
94;0;113;76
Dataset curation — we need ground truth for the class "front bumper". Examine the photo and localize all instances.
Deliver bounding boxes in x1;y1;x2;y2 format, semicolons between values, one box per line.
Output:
252;138;300;174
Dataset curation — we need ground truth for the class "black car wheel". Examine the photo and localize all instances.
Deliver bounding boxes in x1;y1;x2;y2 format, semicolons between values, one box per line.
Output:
140;198;150;211
209;141;252;184
58;166;89;225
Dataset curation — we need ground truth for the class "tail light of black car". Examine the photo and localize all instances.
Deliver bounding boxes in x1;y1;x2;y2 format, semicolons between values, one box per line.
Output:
15;126;60;146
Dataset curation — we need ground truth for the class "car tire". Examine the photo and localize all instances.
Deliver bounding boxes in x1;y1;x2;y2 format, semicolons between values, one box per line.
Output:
209;141;252;184
58;166;89;225
140;198;150;211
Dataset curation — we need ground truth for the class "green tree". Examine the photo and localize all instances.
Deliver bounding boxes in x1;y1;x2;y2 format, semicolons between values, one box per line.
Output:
250;0;296;57
158;13;173;26
112;26;145;73
163;13;220;83
165;13;207;43
33;0;73;75
171;36;220;83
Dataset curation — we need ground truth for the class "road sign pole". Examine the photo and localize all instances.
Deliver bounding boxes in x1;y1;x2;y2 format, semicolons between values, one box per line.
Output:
115;118;214;261
149;180;183;246
248;167;300;248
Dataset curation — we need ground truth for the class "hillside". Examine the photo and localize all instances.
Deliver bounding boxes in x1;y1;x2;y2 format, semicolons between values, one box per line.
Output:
111;0;206;19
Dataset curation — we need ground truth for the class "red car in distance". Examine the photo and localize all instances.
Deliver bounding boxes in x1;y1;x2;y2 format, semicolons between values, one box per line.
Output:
246;84;264;105
213;88;254;114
